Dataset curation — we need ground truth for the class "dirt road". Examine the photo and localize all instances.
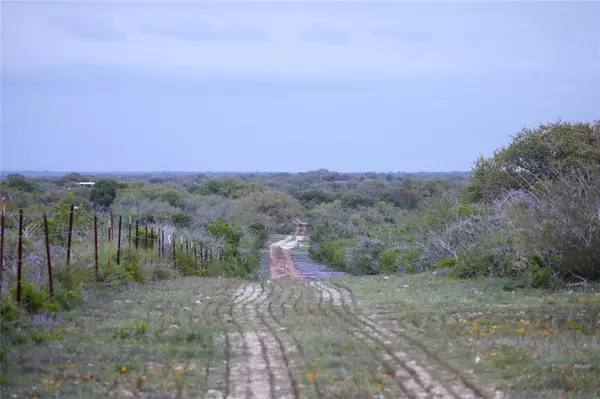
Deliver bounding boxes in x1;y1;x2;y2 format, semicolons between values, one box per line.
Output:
213;279;502;399
268;235;304;279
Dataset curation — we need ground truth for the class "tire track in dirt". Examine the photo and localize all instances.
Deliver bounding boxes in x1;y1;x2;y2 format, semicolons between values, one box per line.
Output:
230;283;272;399
251;283;278;399
303;282;377;398
226;283;254;399
271;284;322;399
269;238;304;280
254;282;298;399
287;284;368;398
329;280;498;398
327;280;499;399
317;282;454;398
229;282;299;399
258;283;304;399
309;280;474;399
307;281;403;399
193;281;237;397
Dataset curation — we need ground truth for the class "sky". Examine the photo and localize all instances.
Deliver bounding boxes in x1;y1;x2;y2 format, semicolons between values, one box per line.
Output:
1;0;599;173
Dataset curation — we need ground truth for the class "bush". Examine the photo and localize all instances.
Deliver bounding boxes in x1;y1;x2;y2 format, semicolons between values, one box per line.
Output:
152;268;172;281
171;212;194;228
0;300;57;357
55;266;95;291
8;283;49;314
52;289;82;311
379;247;401;274
345;237;387;275
125;263;144;282
309;238;354;269
175;252;198;276
436;257;457;269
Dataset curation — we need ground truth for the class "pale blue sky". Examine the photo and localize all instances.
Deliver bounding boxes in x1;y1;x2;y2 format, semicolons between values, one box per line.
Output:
1;1;599;172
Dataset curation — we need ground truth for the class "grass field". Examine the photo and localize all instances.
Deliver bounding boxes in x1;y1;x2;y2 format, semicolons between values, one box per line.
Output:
1;275;599;398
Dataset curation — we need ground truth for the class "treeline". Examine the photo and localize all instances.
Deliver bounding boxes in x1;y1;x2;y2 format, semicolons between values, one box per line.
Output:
309;120;600;288
2;119;598;289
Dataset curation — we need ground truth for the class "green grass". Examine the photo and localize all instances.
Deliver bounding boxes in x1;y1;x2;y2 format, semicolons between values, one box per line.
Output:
0;278;236;398
341;274;600;398
2;274;599;398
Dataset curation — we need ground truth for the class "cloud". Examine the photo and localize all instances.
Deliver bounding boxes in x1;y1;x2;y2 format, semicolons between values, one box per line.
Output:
49;16;127;42
139;22;270;42
298;24;351;45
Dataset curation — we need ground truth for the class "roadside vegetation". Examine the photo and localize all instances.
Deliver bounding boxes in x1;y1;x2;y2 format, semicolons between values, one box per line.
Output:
1;119;599;397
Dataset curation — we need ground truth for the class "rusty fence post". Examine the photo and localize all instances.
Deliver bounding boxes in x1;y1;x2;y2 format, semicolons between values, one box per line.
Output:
199;242;203;269
161;230;165;260
94;215;99;280
16;209;24;305
144;223;148;251
128;216;132;250
116;216;122;265
172;234;177;269
157;229;161;259
156;229;160;259
135;222;139;250
108;213;112;243
66;204;74;267
0;197;6;294
194;244;198;273
43;213;54;296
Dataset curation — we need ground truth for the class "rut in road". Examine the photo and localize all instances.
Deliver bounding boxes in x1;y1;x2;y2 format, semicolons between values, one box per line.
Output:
201;279;504;399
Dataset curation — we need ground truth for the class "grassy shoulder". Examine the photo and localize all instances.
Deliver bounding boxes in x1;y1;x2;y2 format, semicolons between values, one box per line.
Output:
340;274;600;398
1;277;239;398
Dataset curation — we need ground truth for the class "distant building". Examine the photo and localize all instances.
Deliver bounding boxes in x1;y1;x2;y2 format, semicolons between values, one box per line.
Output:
77;182;95;187
293;218;308;238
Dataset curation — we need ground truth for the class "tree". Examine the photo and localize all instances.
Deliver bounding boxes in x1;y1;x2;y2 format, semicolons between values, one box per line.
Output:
231;190;303;233
5;174;38;193
90;178;122;207
466;120;600;202
54;173;87;186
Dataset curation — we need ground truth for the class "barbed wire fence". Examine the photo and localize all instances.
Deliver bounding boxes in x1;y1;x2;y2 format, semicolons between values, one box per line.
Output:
0;197;222;306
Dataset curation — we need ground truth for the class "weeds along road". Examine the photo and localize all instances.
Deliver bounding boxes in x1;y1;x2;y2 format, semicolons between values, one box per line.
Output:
2;277;506;399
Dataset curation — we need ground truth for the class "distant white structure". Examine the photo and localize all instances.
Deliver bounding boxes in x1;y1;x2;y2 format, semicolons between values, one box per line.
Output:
293;218;308;239
77;182;95;187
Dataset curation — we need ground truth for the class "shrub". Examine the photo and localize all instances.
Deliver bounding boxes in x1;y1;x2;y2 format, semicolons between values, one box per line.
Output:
171;212;194;228
379;247;401;274
152;269;172;281
436;256;457;269
52;289;82;311
8;283;49;314
125;263;144;282
175;253;198;276
345;237;387;275
309;238;354;269
54;267;95;291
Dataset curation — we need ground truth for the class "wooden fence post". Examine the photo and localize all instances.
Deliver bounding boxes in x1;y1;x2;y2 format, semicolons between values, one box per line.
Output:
108;213;113;242
172;234;177;269
16;209;24;305
94;215;99;280
66;204;74;267
0;197;6;294
116;216;122;265
43;213;54;296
